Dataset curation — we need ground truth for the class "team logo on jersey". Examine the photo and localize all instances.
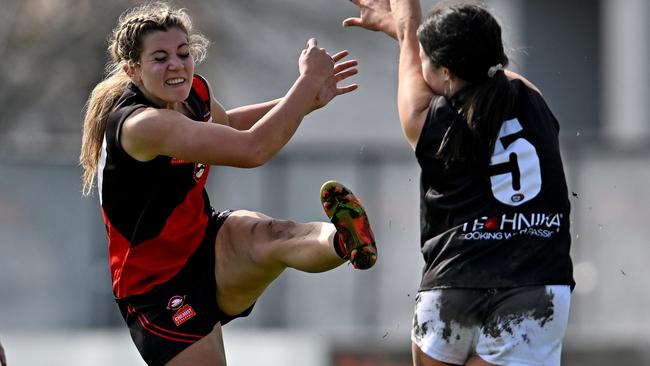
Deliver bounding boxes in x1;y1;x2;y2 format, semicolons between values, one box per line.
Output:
194;163;206;181
511;193;525;203
172;304;197;326
167;295;186;311
171;158;191;165
167;295;197;326
484;217;499;231
460;212;563;240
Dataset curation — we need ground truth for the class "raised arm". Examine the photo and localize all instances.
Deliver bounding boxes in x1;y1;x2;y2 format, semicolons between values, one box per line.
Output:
390;0;433;149
121;38;335;168
345;0;433;149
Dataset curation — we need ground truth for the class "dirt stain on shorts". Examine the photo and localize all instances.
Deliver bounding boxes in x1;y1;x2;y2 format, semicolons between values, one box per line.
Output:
434;287;556;342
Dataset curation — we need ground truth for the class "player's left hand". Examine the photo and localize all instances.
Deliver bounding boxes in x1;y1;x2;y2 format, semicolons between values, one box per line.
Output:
343;0;397;39
311;50;358;111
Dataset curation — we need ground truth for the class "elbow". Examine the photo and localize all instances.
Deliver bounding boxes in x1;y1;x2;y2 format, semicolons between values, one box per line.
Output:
243;145;272;168
243;129;282;168
247;155;268;168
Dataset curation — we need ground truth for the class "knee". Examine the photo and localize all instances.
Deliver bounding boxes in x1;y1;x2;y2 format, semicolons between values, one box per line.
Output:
223;212;297;243
260;218;297;241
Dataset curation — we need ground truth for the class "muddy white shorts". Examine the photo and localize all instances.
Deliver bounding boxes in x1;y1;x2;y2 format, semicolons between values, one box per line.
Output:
411;286;571;366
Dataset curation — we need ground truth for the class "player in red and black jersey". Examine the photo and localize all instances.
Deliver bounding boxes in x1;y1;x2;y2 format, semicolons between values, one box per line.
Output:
80;3;377;366
345;1;574;365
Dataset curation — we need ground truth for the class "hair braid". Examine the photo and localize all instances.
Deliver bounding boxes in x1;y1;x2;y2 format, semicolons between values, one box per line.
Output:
80;2;209;195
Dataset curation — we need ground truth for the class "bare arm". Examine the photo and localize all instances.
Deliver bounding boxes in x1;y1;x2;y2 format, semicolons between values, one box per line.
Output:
197;76;280;130
121;38;333;168
390;0;433;149
345;0;432;149
225;99;281;131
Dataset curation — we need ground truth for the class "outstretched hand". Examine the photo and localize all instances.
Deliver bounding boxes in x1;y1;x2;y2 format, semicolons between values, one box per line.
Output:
343;0;397;39
311;50;358;111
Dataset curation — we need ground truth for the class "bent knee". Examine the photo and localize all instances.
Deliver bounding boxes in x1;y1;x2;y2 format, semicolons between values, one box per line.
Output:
261;218;298;241
215;211;287;275
219;211;299;256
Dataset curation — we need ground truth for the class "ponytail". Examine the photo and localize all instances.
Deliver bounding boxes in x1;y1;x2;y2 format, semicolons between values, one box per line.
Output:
79;1;209;196
418;3;517;167
436;70;517;167
79;66;130;196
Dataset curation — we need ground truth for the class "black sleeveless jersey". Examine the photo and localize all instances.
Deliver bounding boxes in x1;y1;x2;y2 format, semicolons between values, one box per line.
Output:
415;79;574;290
99;75;214;298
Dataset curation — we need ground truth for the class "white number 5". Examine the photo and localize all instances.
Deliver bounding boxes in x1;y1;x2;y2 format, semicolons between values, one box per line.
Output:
489;118;541;206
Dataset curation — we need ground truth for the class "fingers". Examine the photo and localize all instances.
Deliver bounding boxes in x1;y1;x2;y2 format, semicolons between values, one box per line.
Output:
337;83;359;95
342;17;363;27
303;38;330;60
331;50;358;79
331;50;349;63
335;68;359;83
301;37;318;55
333;59;358;74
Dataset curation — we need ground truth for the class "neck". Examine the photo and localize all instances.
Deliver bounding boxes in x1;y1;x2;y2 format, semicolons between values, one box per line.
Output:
447;78;468;98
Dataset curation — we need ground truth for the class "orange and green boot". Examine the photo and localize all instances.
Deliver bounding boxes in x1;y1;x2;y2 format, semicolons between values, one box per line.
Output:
320;180;377;270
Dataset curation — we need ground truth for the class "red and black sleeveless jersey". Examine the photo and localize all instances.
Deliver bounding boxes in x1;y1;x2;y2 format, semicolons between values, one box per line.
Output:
99;75;214;298
416;79;574;290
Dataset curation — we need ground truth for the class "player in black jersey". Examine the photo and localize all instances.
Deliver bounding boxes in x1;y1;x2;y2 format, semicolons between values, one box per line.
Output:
345;1;574;365
80;2;377;366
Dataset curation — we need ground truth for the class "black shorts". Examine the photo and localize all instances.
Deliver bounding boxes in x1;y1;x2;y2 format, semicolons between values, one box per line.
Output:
116;210;254;366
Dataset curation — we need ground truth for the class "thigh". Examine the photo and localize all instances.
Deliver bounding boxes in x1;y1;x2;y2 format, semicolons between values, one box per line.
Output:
476;285;572;366
215;209;342;317
214;210;295;315
116;228;225;366
165;324;226;366
411;289;489;366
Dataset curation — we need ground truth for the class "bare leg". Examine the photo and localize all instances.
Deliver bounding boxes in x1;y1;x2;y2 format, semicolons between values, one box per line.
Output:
165;324;227;366
215;210;344;315
170;182;373;363
162;211;338;365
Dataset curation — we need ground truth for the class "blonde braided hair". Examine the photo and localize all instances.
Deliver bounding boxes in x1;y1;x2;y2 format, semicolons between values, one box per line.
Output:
80;2;209;196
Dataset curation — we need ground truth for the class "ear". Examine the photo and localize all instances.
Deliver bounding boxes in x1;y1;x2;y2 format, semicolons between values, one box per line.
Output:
122;62;141;85
441;67;451;82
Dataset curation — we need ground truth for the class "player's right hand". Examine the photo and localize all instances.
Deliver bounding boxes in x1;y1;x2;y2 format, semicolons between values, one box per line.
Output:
299;38;335;84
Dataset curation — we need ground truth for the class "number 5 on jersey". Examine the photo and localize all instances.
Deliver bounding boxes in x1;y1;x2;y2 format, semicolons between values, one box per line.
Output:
488;118;542;206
